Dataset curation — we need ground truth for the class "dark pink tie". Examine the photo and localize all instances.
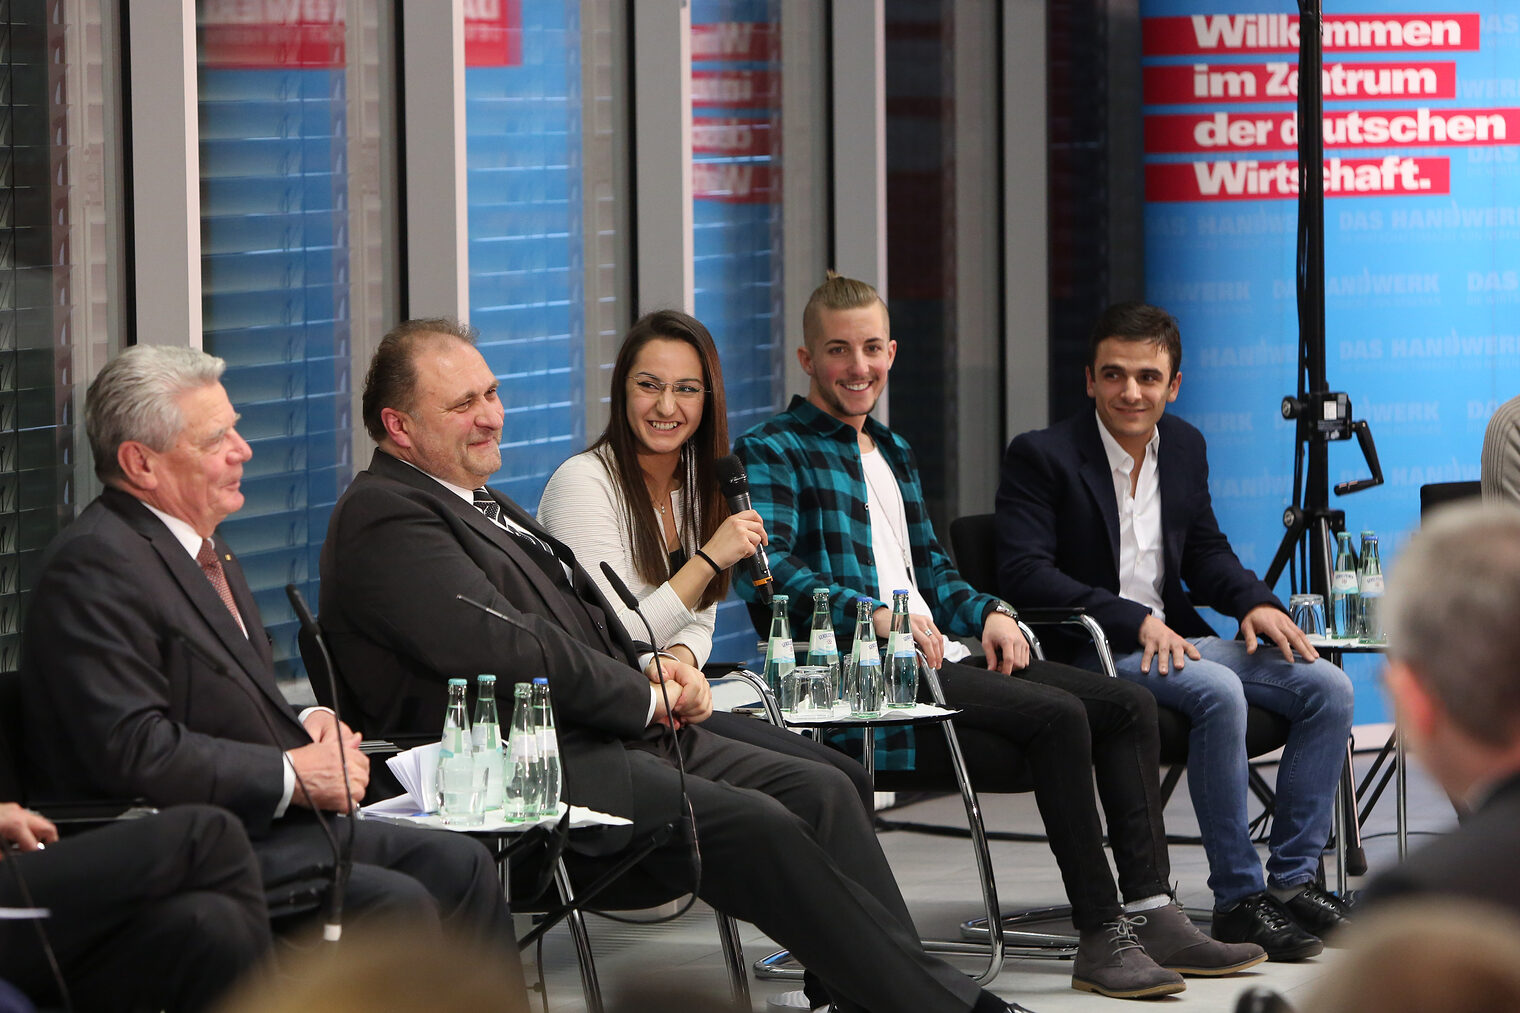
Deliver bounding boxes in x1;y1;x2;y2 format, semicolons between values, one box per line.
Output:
197;539;245;631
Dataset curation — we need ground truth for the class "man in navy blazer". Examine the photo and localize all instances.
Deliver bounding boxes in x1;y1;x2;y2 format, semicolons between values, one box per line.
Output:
996;302;1354;961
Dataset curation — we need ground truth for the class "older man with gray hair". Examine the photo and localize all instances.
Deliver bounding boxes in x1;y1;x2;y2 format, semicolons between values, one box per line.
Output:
1361;502;1520;916
20;345;521;978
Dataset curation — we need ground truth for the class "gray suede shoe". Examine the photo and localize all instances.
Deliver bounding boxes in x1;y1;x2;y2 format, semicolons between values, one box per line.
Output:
1072;916;1187;999
1129;902;1268;976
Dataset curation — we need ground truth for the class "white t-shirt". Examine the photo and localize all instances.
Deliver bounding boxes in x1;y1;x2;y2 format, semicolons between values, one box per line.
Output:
861;447;970;662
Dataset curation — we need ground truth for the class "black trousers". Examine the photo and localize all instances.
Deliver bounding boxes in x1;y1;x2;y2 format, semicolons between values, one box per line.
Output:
0;805;270;1012
704;708;875;811
262;811;521;965
566;721;986;1013
887;658;1171;930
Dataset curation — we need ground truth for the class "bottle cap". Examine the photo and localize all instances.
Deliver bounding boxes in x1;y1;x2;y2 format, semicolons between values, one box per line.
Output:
477;674;496;683
532;677;549;685
773;594;789;604
893;588;910;596
447;678;467;686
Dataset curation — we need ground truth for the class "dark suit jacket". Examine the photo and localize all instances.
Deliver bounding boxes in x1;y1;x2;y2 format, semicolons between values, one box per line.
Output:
996;411;1280;654
1361;771;1520;918
319;450;659;850
21;488;309;836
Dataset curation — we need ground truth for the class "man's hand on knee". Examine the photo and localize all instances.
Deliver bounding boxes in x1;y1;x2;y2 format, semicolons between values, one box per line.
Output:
1138;615;1201;675
1240;605;1319;664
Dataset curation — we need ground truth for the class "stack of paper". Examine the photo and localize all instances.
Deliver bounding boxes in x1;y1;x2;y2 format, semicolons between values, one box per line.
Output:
384;741;441;813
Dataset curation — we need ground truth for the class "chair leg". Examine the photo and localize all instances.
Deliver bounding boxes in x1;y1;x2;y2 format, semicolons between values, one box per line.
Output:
1159;764;1184;806
553;860;605;1013
715;911;751;1008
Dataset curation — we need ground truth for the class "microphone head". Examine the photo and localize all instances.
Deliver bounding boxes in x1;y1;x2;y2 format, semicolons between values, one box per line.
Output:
715;454;749;497
599;560;643;611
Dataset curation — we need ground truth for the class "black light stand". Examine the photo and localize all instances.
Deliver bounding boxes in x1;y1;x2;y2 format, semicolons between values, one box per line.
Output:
1261;0;1384;606
1258;0;1385;883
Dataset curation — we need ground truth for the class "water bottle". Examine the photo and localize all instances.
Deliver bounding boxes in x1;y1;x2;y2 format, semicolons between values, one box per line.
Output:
1331;530;1360;639
885;589;918;708
532;677;563;817
805;587;842;711
437;678;478;824
848;597;883;717
763;594;796;700
471;674;505;812
504;682;542;821
1358;532;1385;644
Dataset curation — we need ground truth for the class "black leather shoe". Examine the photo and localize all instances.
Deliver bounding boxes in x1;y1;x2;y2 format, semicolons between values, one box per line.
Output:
1283;883;1351;938
1212;892;1323;961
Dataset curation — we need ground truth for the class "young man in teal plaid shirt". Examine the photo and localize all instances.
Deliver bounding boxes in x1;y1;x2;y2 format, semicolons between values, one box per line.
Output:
734;274;1265;1000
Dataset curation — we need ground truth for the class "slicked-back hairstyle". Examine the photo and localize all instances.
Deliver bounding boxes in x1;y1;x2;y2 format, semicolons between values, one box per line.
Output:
1088;301;1183;379
1386;502;1520;746
361;317;478;443
801;270;889;351
591;310;732;609
86;345;227;483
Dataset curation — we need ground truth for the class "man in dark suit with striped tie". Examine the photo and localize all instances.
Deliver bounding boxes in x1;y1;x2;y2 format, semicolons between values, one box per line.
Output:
318;318;1033;1013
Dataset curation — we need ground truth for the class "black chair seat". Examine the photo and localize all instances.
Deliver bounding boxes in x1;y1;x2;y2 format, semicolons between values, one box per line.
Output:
1157;704;1290;767
946;513;1293;788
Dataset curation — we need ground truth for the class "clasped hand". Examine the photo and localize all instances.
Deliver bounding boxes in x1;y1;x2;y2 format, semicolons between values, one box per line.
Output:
288;710;370;812
646;657;713;728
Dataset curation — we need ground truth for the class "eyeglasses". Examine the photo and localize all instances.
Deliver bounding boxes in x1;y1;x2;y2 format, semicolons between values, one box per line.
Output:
631;378;707;400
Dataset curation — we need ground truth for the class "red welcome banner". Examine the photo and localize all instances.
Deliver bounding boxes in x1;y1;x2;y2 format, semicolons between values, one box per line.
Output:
200;0;522;69
1146;107;1519;153
1144;61;1457;104
1146;156;1451;200
1143;12;1480;55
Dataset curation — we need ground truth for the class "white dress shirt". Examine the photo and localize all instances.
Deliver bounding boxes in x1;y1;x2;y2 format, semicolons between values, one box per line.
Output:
1094;412;1168;622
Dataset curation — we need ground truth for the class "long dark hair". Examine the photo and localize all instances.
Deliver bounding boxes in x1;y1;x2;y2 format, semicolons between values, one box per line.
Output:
591;310;731;609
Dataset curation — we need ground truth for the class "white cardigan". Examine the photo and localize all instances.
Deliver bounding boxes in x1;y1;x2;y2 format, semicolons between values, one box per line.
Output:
538;448;716;666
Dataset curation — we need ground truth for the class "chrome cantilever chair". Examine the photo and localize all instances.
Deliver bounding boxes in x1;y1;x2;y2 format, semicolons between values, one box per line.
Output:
715;653;1016;984
947;513;1309;935
286;586;751;1013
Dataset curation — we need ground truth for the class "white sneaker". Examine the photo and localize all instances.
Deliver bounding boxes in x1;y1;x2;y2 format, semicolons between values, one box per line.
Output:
765;989;827;1012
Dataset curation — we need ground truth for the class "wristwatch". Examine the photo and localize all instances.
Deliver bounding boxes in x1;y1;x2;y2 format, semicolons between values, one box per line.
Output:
987;600;1019;622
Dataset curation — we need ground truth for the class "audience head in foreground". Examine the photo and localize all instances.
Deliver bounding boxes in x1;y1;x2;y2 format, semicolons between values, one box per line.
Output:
1361;502;1520;917
1299;899;1520;1013
1383;501;1520;801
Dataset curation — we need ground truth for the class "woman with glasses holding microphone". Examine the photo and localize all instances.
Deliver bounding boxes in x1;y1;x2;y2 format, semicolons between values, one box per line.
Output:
539;310;872;804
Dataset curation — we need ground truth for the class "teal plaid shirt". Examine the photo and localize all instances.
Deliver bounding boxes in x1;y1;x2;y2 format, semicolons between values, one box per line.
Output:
735;396;1001;769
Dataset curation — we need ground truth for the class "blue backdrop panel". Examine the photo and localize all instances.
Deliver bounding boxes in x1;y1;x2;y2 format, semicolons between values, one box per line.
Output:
1140;0;1520;723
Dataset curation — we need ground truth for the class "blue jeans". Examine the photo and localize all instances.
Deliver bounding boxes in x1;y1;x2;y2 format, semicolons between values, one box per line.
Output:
1083;637;1354;909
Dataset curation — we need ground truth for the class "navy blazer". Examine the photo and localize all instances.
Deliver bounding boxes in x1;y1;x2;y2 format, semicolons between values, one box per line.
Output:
995;411;1281;655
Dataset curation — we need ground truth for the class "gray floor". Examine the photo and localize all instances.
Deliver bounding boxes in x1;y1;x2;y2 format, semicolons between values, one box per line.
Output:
518;727;1457;1012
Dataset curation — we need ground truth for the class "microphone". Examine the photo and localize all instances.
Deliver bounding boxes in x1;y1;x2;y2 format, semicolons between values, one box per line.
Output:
285;583;358;936
171;629;350;943
597;563;701;892
715;454;774;604
457;586;701;909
